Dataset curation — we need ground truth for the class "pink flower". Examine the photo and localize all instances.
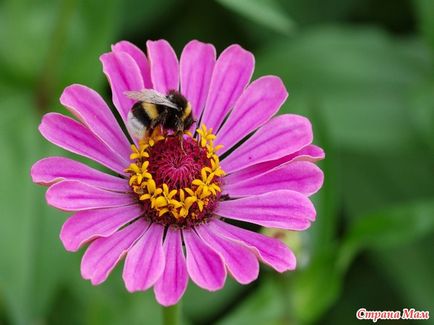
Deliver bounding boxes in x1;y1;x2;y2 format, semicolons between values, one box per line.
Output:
31;40;324;306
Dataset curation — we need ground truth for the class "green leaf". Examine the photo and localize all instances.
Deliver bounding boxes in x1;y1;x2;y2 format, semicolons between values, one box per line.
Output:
118;0;179;36
0;0;54;85
0;93;77;324
47;269;163;325
289;249;342;323
287;200;434;323
255;27;432;152
338;200;434;272
339;150;434;218
414;0;434;53
217;0;295;35
0;0;121;111
370;237;434;311
278;0;359;25
218;276;291;325
184;277;248;323
409;82;434;151
79;282;163;325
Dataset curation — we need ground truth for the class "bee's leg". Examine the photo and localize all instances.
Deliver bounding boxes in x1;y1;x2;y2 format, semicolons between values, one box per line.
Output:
179;133;186;154
173;118;186;154
164;129;172;143
163;131;186;153
180;136;186;154
154;125;166;139
139;127;151;142
172;129;186;154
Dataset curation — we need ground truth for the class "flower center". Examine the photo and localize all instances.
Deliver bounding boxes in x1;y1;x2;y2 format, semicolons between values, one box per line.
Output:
147;137;207;189
125;125;225;227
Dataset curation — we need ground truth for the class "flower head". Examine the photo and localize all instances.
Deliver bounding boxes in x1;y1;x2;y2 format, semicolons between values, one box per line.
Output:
31;39;324;306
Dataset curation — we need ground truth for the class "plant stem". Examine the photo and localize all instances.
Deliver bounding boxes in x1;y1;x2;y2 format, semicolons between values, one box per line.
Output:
162;303;181;325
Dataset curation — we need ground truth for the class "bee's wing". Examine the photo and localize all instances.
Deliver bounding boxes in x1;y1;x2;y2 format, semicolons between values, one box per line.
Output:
125;89;179;110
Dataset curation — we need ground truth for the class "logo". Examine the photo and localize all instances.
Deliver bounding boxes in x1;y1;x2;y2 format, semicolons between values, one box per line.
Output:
356;308;430;322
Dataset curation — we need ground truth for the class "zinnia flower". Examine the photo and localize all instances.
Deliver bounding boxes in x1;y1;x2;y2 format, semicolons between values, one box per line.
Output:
31;40;324;306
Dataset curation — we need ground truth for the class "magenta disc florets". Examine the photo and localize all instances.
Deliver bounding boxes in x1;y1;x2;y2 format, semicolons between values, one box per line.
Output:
125;126;225;227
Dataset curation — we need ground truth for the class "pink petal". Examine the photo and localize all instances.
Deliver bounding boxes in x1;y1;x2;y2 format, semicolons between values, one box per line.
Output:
31;157;129;192
60;84;131;161
224;161;324;197
216;190;316;230
224;144;325;184
146;40;179;94
81;219;147;285
112;41;152;88
216;76;288;155
60;204;144;252
39;113;127;174
46;181;134;211
180;40;216;121
221;114;313;174
196;224;259;284
154;227;188;306
209;220;296;272
201;44;254;131
100;51;144;122
289;144;325;163
123;223;165;292
183;229;226;291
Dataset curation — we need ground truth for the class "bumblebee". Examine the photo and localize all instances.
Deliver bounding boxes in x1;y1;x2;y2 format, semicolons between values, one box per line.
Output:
125;89;195;139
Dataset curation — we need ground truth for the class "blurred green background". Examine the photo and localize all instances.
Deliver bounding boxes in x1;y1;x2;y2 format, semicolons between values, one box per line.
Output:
1;0;433;324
